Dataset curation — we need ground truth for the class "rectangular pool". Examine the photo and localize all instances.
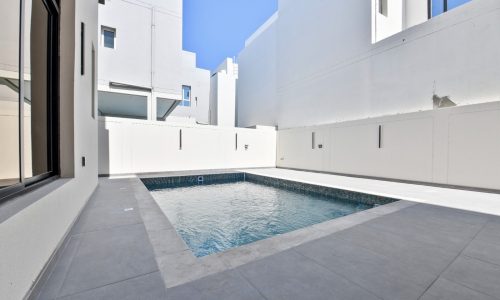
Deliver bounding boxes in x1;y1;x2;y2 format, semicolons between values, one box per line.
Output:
143;174;395;257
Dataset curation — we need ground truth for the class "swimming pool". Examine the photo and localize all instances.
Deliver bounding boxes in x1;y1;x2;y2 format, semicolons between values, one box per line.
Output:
143;174;395;257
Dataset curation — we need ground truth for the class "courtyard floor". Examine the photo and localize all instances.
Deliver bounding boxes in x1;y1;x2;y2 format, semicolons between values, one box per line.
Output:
31;169;500;300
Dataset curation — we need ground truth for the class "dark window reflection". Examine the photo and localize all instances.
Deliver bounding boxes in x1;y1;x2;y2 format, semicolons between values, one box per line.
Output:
0;0;21;188
25;0;50;179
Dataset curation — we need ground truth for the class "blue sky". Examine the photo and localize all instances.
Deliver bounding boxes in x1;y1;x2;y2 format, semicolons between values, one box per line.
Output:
183;0;278;71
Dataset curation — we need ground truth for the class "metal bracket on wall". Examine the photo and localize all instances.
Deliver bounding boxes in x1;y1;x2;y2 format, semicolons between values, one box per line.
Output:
378;125;382;149
179;129;182;150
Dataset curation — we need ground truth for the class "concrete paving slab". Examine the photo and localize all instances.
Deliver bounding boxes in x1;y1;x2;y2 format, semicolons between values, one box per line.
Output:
57;223;158;298
420;278;497;300
59;271;166;300
238;249;380;300
166;270;265;300
295;236;428;300
442;256;500;299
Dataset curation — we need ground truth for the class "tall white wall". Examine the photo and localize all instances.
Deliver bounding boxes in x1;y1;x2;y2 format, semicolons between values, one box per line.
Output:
238;0;500;129
210;58;238;127
277;102;500;190
0;0;99;298
99;117;276;175
237;14;278;128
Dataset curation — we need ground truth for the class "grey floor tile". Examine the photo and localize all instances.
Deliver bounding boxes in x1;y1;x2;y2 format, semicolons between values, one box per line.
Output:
58;223;159;298
403;204;491;226
364;211;481;252
335;224;457;280
474;221;500;245
420;278;497;300
295;236;425;300
464;237;500;267
34;237;82;300
238;249;380;300
442;256;500;299
71;203;142;234
59;272;166;300
167;270;264;300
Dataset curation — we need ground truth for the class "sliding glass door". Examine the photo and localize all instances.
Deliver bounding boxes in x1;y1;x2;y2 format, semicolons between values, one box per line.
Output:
0;0;59;201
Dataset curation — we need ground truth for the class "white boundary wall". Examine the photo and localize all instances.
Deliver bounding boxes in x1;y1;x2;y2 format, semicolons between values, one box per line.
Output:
99;117;277;175
277;102;500;190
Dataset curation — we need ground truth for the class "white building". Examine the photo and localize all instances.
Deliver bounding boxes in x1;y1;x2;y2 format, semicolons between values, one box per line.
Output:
97;0;240;126
97;0;211;124
210;58;239;127
237;0;500;190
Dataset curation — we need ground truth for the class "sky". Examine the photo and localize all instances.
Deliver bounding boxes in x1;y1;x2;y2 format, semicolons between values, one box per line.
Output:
183;0;278;71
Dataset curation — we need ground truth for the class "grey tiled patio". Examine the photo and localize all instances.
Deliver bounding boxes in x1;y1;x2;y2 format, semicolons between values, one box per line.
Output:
31;177;500;300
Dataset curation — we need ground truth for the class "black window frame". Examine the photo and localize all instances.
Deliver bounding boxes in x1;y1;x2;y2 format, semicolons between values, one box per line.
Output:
0;0;60;203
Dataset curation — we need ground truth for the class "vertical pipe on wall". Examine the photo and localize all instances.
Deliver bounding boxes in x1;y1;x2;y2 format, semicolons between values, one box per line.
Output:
312;132;316;149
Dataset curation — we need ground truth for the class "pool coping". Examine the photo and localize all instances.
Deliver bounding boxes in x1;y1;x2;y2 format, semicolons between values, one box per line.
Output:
131;172;417;289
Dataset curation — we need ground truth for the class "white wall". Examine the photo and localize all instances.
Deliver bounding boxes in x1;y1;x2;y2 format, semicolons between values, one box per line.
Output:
210;58;238;127
237;0;500;129
0;0;99;298
237;14;278;128
168;51;211;124
99;117;276;175
277;102;500;190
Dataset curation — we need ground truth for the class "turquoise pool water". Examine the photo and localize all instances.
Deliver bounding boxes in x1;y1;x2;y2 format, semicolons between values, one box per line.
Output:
150;181;373;257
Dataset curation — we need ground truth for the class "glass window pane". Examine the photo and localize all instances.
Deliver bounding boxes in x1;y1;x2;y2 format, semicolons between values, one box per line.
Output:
0;0;21;188
448;0;471;11
24;0;50;179
432;0;445;17
103;30;115;48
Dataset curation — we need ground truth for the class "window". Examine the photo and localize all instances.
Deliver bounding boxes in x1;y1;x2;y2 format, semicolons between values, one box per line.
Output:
1;0;60;201
102;27;116;49
181;85;191;107
379;0;388;16
430;0;472;18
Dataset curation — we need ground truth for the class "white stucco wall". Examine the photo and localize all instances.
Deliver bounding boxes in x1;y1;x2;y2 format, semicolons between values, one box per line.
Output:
210;58;238;127
99;117;276;175
238;0;500;129
277;102;500;190
237;14;278;128
0;0;99;298
168;51;211;124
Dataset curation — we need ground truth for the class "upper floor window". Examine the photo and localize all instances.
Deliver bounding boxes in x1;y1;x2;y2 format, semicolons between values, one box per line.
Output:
181;85;191;107
102;26;116;49
430;0;472;17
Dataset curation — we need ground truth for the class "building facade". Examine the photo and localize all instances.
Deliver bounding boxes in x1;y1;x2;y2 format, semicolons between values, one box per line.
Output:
0;0;99;298
237;0;500;190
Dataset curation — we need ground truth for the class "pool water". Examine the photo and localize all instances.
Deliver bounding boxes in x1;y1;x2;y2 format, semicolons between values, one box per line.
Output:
151;181;373;257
